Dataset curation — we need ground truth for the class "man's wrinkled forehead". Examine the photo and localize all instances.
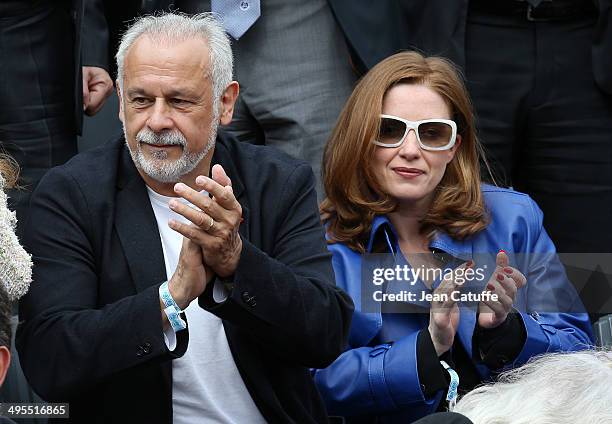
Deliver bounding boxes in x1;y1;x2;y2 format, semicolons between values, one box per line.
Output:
123;34;213;81
129;31;211;55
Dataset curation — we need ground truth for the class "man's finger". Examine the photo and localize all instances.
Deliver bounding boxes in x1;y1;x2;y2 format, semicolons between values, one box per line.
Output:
85;80;114;116
169;194;225;225
86;89;107;116
82;80;90;112
173;182;237;224
169;199;222;234
83;66;113;116
181;236;202;256
169;219;204;244
169;219;218;247
212;164;232;187
195;176;241;211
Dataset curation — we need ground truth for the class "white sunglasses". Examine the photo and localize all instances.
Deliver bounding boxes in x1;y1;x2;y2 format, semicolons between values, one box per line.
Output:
373;114;457;151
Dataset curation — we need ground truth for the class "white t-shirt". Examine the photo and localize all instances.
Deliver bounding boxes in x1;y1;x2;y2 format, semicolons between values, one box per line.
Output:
147;187;266;424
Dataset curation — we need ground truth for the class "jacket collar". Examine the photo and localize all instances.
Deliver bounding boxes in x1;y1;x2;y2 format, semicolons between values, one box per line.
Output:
115;144;167;293
365;215;478;362
366;215;473;261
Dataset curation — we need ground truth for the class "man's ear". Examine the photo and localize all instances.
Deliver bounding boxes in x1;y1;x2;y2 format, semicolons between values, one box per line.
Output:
116;81;124;124
218;81;240;126
0;346;10;387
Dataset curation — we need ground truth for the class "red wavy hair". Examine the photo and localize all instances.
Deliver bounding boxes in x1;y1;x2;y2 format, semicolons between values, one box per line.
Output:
321;51;490;252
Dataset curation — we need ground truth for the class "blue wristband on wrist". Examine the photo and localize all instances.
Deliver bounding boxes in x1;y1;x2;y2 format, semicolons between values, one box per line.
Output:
160;281;182;311
440;360;459;409
164;305;187;333
159;281;187;332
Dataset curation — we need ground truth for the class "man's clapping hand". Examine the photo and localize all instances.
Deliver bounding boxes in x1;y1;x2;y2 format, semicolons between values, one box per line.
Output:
168;164;243;278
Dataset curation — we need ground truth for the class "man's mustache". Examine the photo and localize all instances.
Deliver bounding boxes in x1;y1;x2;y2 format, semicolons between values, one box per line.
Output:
136;128;187;147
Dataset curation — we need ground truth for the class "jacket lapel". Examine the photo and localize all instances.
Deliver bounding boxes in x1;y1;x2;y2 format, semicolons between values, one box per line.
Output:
210;136;250;240
113;145;173;404
114;147;167;293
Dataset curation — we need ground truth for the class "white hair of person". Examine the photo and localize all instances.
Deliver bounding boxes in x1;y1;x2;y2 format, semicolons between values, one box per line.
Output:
0;173;32;301
115;12;233;115
451;349;612;424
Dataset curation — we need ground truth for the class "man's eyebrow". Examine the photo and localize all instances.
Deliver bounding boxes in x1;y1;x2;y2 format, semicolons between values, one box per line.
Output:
126;88;148;97
164;88;197;98
125;88;196;98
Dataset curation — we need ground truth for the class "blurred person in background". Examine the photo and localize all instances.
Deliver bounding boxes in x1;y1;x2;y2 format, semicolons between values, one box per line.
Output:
329;0;612;257
0;0;113;235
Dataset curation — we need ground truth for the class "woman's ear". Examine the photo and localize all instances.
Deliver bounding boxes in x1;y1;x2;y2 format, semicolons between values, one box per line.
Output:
447;134;462;162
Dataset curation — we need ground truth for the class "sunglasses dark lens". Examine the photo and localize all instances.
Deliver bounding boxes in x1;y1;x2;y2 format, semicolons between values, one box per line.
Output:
378;117;407;146
418;122;453;148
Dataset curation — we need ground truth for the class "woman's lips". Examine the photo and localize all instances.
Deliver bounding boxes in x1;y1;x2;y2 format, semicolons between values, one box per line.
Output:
393;167;425;178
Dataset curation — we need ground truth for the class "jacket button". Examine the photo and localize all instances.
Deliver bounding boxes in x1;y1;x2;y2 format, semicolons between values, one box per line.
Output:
136;346;144;357
143;342;152;354
242;292;256;306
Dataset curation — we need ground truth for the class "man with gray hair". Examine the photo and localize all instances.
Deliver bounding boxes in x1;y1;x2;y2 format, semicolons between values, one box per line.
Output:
16;13;353;423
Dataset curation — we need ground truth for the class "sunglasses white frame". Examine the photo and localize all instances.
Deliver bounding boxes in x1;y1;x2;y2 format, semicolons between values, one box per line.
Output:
373;114;458;151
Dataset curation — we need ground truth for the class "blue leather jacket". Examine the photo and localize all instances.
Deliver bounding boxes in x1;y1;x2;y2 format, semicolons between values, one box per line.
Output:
314;185;594;422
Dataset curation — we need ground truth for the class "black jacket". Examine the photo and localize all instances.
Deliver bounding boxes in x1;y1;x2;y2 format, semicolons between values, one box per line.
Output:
329;0;612;94
16;131;354;423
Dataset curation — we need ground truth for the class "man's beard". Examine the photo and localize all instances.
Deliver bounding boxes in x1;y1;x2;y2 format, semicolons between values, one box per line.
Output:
124;122;217;183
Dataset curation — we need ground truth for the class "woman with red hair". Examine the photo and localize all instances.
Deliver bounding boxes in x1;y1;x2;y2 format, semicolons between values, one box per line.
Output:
314;51;593;422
